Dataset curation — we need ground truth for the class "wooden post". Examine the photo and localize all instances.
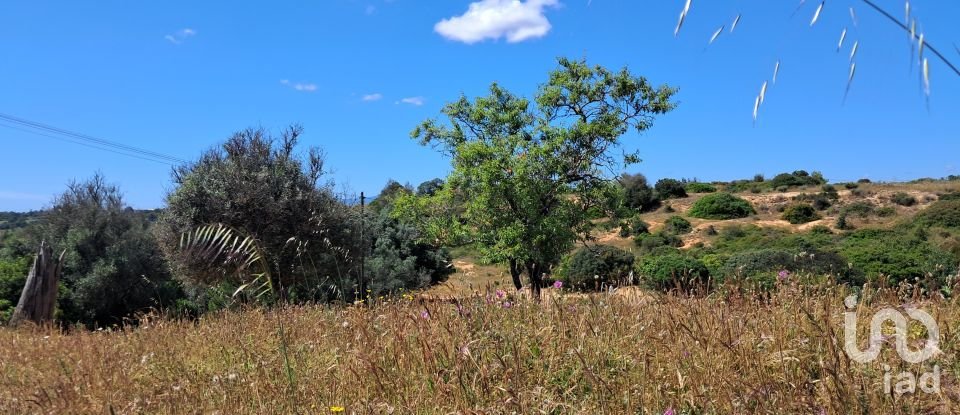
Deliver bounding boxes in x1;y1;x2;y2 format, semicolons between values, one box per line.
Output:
9;241;64;327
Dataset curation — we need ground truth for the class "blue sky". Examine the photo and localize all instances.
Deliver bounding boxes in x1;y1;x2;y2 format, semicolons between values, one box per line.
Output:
1;0;958;211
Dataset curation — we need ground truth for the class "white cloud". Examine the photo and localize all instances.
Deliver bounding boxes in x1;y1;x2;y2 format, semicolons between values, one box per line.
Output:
165;28;196;45
398;96;425;106
280;79;317;92
362;93;384;102
434;0;559;44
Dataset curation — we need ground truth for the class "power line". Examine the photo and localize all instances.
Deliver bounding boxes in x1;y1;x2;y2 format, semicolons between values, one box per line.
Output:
0;112;189;165
0;122;174;166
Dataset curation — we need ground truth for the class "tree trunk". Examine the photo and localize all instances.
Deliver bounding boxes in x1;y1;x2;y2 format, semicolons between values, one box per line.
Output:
509;259;523;290
527;262;543;301
9;242;64;327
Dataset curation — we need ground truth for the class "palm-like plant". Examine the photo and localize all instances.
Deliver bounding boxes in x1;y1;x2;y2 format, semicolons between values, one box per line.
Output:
179;223;297;407
179;223;274;299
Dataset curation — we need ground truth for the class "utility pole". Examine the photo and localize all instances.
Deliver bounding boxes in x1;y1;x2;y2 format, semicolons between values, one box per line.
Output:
359;192;366;302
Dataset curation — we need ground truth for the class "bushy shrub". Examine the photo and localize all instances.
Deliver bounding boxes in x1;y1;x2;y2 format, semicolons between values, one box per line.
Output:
938;192;960;201
157;126;359;303
839;229;956;287
712;223;837;254
722;248;860;287
782;204;820;224
618;217;650;238
842;201;874;218
37;174;184;326
620;173;660;212
685;182;717;193
836;214;853;230
891;192;918;207
753;174;765;183
637;254;709;291
365;211;454;296
914;200;960;229
857;178;872;184
664;216;693;234
634;232;683;252
655;178;688;199
794;193;833;210
769;171;826;189
0;256;31;323
688;193;755;220
560;246;635;291
809;225;833;234
843;182;859;189
875;206;897;217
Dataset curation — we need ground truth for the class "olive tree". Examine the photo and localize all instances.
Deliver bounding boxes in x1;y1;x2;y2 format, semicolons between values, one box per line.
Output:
157;126;358;303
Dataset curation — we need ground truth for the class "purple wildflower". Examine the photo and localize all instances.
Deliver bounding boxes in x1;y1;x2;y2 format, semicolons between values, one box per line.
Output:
496;289;506;299
420;310;430;320
502;301;512;309
553;280;563;289
777;269;790;282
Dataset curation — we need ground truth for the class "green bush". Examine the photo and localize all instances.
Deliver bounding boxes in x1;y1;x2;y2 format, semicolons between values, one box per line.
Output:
688;193;755;220
875;206;897;217
157;126;370;305
634;232;683;252
365;211;454;296
685;182;717;194
843;182;860;189
782;204;820;224
891;192;918;207
620;173;660;212
560;246;636;291
722;248;860;288
712;224;837;254
914;200;960;229
809;225;833;235
842;201;875;218
663;216;692;234
836;214;853;230
655;178;688;199
769;171;826;189
637;254;709;291
618;217;650;237
839;229;956;287
938;192;960;201
794;193;833;210
36;174;184;326
0;256;31;323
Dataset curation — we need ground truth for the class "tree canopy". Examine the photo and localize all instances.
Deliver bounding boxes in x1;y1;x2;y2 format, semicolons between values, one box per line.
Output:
404;57;676;297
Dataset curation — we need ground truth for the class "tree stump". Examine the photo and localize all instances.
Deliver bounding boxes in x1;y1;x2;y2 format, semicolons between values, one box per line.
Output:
9;241;64;327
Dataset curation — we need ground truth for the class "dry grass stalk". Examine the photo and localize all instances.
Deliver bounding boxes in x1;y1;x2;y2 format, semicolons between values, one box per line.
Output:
1;285;956;413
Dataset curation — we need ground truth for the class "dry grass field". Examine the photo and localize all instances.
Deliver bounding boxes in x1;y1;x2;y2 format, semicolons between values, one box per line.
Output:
2;284;957;414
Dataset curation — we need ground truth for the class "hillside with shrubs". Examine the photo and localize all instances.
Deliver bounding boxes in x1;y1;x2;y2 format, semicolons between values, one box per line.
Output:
434;172;960;298
2;58;958;414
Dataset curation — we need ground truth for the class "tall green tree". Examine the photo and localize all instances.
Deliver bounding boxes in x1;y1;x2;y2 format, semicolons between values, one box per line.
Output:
407;58;676;297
